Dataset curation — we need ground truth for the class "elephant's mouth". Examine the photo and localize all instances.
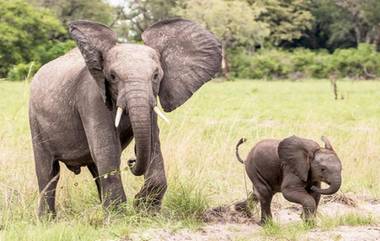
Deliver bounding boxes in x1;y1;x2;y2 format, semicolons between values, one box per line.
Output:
114;106;169;128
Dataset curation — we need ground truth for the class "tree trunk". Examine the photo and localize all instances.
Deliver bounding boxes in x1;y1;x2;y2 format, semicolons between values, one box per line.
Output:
221;48;230;80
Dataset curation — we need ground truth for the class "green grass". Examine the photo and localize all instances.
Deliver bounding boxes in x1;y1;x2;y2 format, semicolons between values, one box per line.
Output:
320;213;377;230
0;79;379;240
261;220;315;240
261;213;378;240
261;213;377;240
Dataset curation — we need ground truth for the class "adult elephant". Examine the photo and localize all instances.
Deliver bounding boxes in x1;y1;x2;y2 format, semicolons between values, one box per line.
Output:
29;18;222;217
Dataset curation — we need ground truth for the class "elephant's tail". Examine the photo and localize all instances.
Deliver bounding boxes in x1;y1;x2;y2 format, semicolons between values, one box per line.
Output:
236;138;247;164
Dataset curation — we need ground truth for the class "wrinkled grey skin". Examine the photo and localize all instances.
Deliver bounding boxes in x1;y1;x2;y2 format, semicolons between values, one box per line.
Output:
29;19;221;217
235;135;342;224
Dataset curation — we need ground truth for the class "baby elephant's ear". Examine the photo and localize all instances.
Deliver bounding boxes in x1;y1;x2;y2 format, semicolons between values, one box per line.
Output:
142;18;222;112
278;135;312;182
321;136;334;151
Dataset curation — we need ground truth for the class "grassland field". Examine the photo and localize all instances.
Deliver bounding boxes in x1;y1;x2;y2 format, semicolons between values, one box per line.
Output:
0;79;379;240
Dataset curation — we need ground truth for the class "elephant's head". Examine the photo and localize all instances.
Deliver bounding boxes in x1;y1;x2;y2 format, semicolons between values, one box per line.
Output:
278;135;342;195
69;19;222;176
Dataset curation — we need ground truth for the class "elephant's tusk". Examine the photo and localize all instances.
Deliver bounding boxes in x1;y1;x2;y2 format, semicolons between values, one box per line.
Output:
153;106;170;124
115;107;123;128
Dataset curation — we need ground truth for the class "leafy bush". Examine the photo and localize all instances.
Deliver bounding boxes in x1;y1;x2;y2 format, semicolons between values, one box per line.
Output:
5;40;74;81
0;0;65;77
7;62;41;81
330;44;380;78
230;44;380;79
35;40;76;65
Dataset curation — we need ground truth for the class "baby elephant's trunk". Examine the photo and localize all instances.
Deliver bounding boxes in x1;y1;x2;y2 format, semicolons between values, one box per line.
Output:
311;175;341;195
235;138;247;164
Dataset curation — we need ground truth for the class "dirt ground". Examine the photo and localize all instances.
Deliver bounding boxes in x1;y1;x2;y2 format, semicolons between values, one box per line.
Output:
123;193;380;241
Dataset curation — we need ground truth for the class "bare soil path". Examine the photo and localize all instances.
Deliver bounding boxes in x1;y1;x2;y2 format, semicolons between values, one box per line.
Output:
123;193;380;241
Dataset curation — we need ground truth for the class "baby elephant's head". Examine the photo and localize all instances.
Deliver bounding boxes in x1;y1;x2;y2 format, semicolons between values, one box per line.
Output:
278;136;342;195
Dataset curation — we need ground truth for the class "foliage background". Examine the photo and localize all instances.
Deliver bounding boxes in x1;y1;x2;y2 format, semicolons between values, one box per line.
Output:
0;1;379;239
1;0;380;80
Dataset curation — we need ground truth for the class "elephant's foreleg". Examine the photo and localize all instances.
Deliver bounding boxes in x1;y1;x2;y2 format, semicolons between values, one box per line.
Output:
134;115;167;212
91;146;126;208
98;170;126;208
308;182;321;210
81;106;127;209
282;187;317;221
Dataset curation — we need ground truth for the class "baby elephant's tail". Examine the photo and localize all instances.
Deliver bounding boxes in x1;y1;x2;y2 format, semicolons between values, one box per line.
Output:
236;138;247;164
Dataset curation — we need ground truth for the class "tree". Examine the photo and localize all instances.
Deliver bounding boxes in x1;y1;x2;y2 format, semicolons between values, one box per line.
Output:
299;0;357;50
251;0;314;47
122;0;179;40
30;0;116;25
0;0;66;77
356;0;380;49
176;0;269;50
176;0;269;78
304;0;380;50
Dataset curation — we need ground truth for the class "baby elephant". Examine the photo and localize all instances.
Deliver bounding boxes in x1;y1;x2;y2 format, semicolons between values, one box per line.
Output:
235;135;342;224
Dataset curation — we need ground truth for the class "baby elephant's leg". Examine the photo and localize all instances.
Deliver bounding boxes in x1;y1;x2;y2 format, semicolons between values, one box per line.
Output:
308;182;321;209
282;187;316;221
255;185;273;224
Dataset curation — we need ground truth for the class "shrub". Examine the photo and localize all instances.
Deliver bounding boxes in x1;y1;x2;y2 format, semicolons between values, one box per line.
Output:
6;40;75;81
0;0;65;77
230;44;380;79
35;40;76;65
7;62;41;81
330;44;380;79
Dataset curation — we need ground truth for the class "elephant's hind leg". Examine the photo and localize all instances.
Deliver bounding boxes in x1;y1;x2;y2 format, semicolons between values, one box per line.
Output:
87;163;101;201
30;122;60;218
36;158;60;218
250;175;273;225
257;191;273;225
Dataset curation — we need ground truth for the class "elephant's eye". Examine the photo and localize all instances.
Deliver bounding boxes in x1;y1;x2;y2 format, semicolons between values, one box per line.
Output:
153;72;159;81
321;168;326;172
110;74;116;81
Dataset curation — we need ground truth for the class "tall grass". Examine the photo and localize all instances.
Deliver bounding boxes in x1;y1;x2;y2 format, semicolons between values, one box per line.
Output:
0;79;379;240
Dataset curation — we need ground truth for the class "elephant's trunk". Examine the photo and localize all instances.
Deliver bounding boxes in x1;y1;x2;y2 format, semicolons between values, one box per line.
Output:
311;175;341;195
125;86;152;176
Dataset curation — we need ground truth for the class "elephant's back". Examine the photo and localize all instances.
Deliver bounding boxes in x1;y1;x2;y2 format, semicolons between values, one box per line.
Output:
245;139;282;191
29;48;89;119
30;48;86;105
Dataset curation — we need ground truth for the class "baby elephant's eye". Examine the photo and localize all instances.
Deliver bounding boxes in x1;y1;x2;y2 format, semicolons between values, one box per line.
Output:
110;74;116;81
321;168;326;172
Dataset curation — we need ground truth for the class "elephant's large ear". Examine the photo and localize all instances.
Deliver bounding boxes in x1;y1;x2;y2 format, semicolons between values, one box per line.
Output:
69;20;117;105
278;136;319;182
142;18;222;112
